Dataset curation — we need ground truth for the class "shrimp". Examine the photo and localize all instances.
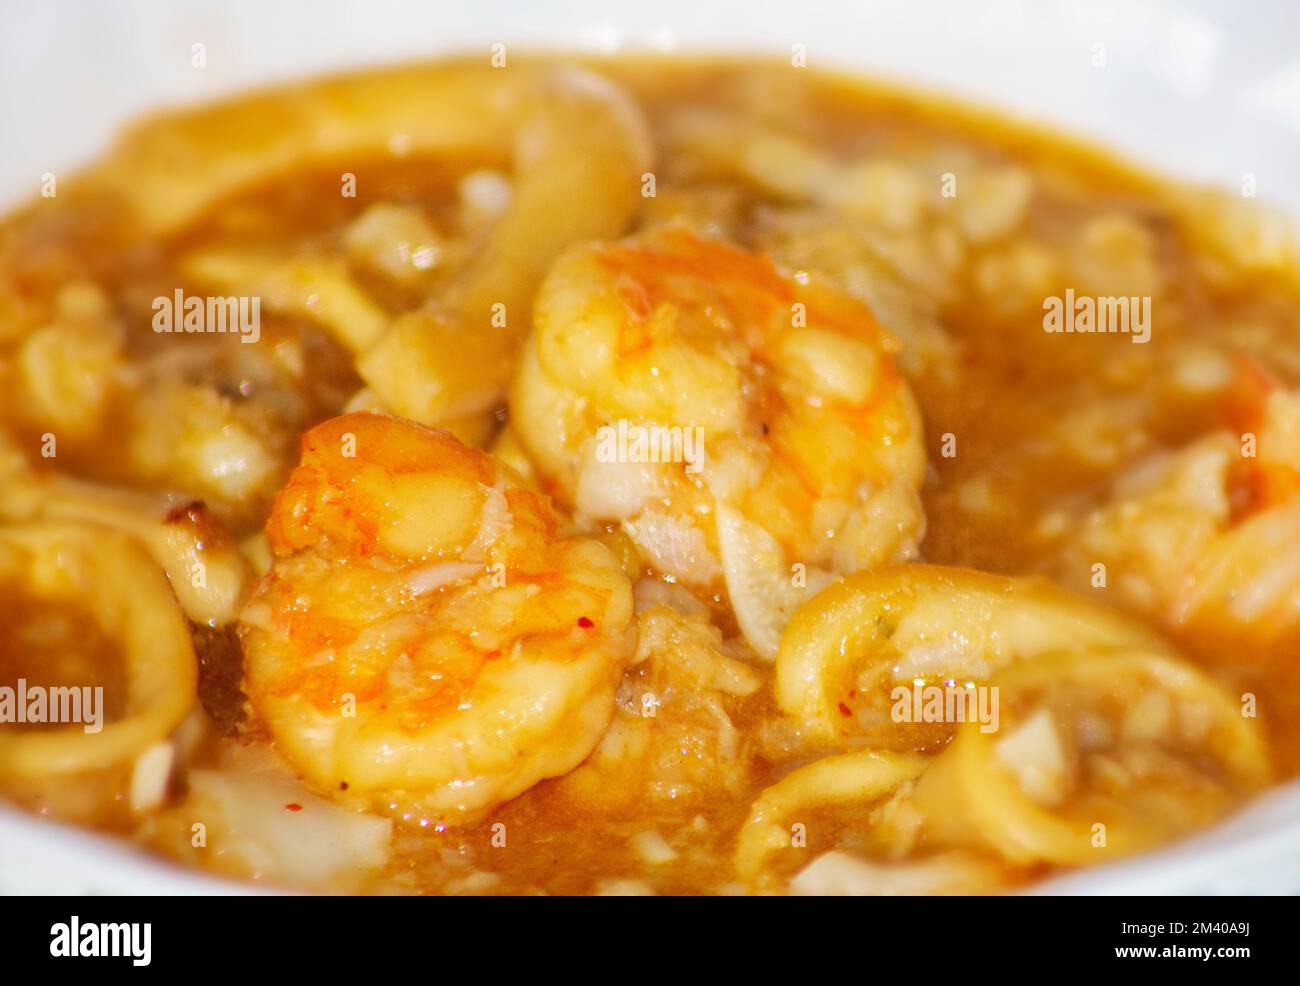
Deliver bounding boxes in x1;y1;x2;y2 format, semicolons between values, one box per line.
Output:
1058;357;1300;640
238;412;636;825
1223;356;1300;511
1168;360;1300;635
510;226;927;658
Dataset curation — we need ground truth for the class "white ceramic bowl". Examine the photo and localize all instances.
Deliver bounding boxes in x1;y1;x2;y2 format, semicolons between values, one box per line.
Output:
2;0;1299;895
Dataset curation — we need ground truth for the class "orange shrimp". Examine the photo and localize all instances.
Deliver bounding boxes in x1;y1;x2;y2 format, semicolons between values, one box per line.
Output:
510;226;926;658
1164;357;1300;635
1224;355;1300;517
239;412;636;825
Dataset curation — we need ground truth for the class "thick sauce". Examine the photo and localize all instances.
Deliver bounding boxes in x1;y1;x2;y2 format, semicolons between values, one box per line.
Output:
1;56;1297;894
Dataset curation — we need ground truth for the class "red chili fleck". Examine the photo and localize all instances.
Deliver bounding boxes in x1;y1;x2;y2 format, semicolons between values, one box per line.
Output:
285;803;303;812
577;616;594;628
838;702;853;718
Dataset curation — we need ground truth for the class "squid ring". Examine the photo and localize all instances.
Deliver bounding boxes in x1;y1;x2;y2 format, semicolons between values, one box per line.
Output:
101;62;653;424
775;564;1173;744
0;522;198;779
912;648;1269;865
734;750;928;890
1;449;250;627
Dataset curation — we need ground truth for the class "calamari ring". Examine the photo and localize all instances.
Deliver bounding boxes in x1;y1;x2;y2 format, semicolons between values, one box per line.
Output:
912;648;1269;866
775;564;1173;746
0;521;198;778
734;750;928;890
0;442;250;627
102;61;652;424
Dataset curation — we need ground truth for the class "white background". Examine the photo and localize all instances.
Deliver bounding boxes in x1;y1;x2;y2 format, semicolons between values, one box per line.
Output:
2;0;1299;210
